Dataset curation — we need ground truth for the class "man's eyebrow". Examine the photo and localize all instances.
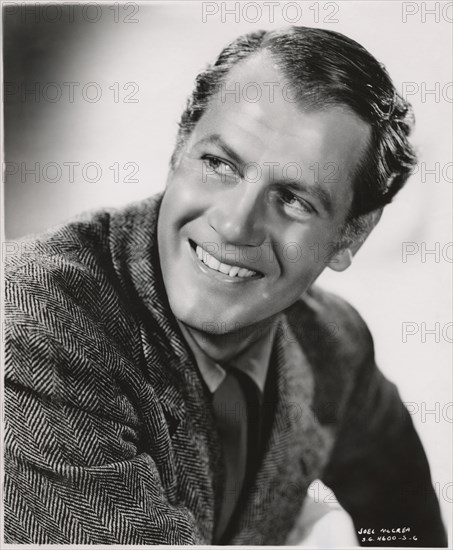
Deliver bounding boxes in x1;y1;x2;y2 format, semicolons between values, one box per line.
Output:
194;134;245;166
196;134;334;215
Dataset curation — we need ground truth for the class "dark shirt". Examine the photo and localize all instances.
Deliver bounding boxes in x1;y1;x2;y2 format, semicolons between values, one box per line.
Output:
177;319;273;395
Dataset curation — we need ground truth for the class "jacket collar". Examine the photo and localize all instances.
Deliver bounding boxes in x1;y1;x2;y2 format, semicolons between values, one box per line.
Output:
108;193;195;422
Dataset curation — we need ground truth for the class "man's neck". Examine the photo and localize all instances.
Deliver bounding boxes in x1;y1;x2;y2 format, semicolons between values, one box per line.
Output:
178;315;279;364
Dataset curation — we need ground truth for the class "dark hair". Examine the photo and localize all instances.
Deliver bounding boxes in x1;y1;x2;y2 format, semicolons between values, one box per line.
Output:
171;26;417;238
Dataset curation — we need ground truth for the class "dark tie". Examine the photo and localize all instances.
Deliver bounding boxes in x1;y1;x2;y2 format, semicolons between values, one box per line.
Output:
211;367;262;543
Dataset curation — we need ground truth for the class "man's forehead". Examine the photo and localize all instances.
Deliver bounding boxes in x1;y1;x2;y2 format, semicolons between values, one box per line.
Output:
193;61;368;180
213;51;297;125
221;51;284;93
200;51;370;160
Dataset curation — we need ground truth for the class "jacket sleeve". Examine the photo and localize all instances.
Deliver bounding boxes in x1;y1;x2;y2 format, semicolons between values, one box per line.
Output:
4;254;204;544
320;345;448;547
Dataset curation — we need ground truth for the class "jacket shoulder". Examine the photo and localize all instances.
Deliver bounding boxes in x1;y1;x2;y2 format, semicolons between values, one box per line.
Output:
5;195;161;315
4;204;147;407
286;284;375;361
5;207;112;279
284;285;376;424
5;208;115;328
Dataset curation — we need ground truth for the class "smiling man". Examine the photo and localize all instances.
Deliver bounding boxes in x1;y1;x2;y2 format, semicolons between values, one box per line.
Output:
158;52;369;346
4;27;448;546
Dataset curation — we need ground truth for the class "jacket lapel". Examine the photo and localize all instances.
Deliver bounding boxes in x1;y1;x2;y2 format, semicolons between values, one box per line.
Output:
230;314;335;544
109;193;189;419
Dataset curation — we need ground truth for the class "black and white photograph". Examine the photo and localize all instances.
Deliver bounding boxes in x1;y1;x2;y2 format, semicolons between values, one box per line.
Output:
1;1;452;547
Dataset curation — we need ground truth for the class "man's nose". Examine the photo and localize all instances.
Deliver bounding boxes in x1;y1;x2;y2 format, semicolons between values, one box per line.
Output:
207;183;267;247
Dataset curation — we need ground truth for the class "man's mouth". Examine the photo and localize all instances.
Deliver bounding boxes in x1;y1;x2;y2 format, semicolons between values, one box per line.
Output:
189;240;262;279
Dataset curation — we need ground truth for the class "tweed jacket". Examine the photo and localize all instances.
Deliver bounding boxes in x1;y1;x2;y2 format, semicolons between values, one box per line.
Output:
4;193;447;546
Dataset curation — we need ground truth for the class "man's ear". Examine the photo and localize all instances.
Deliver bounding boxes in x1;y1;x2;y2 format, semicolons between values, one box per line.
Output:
327;208;383;272
327;247;354;272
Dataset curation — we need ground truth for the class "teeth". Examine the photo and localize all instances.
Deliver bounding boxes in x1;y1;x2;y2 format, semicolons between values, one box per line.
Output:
195;245;257;278
228;266;241;277
218;263;231;274
207;255;220;271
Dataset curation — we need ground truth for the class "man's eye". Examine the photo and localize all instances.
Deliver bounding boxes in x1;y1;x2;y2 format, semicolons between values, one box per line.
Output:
201;155;239;182
279;190;314;218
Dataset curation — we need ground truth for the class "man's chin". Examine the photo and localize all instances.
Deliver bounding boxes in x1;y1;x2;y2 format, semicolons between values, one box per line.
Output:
174;313;244;336
174;307;278;338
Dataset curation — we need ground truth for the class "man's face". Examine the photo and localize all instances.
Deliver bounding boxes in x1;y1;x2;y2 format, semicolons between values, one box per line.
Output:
158;53;370;334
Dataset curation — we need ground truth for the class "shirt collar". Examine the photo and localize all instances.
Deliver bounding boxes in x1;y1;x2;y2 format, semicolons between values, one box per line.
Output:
177;320;276;395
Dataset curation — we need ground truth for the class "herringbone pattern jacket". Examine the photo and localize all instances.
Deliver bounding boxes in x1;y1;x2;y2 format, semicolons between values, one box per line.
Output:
4;194;447;545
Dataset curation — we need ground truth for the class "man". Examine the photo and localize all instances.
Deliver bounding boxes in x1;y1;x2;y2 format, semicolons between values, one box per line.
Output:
4;26;448;546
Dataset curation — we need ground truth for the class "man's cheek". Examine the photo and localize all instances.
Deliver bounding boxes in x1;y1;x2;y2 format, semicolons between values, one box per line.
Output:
283;259;321;295
175;155;207;185
163;188;202;226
